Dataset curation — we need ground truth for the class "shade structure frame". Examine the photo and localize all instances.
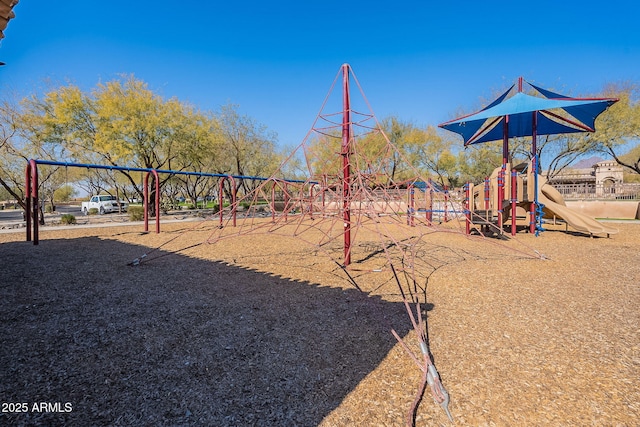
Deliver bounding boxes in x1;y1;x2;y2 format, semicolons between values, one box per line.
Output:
438;77;618;236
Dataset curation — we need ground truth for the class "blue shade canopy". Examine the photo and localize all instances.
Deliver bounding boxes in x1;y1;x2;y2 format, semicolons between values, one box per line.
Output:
439;79;618;146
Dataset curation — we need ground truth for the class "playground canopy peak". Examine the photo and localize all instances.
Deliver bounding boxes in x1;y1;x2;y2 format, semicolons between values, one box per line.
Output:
438;78;618;146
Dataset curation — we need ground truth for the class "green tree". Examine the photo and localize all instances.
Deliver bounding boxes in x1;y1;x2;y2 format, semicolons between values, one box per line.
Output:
304;116;414;187
1;92;72;219
584;83;640;175
620;144;640;182
19;75;226;214
414;126;462;187
217;103;281;196
458;142;503;184
54;184;77;202
305;130;341;180
0;95;29;209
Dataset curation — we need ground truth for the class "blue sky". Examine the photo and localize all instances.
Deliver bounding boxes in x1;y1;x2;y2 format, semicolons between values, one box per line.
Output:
1;1;639;150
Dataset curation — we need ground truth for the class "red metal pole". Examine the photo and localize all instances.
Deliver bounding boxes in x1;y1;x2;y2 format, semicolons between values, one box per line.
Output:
219;177;225;227
218;175;238;227
30;159;39;245
229;176;237;227
25;161;32;242
25;159;39;244
153;170;160;234
270;179;276;223
341;64;352;266
511;169;517;236
143;172;150;232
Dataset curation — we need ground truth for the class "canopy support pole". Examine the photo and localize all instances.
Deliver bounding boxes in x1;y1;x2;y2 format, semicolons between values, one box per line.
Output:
498;115;509;231
531;112;539;235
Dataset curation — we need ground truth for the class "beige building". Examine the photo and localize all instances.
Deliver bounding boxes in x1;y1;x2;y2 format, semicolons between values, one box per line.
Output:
593;160;624;191
548;160;639;199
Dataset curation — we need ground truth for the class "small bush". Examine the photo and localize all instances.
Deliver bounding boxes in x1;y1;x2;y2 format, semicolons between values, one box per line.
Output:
45;205;55;213
60;214;76;225
128;205;144;221
88;208;99;215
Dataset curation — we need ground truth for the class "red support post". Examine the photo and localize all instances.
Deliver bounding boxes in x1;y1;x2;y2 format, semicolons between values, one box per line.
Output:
31;160;39;244
143;170;160;234
218;178;225;227
154;170;160;234
143;172;149;232
341;64;352;266
270;179;276;223
25;159;39;244
25;161;32;242
218;176;237;228
229;176;237;227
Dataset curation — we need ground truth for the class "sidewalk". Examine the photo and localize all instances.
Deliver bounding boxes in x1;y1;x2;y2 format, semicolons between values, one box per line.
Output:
0;216;202;234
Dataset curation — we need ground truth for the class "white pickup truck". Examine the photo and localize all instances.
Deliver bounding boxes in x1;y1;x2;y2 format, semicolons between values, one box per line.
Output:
81;195;128;215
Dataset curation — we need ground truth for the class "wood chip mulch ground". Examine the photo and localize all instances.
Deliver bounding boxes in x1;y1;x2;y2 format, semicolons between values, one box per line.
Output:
1;219;638;426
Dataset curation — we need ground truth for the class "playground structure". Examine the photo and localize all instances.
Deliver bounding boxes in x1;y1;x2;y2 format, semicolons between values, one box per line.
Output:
440;76;619;237
23;65;620;424
465;161;619;237
24;158;315;244
25;159;461;242
24;64;469;422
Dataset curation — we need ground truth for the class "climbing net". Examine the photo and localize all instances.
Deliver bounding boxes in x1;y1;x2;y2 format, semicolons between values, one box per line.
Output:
133;64;543;424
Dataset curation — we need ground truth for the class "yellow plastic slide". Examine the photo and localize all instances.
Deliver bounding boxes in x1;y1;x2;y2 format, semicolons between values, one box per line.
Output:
538;176;618;236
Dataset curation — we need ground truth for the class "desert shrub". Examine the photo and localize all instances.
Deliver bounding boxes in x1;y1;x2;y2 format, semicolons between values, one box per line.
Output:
45;205;54;213
60;214;76;224
88;208;99;215
128;205;144;221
